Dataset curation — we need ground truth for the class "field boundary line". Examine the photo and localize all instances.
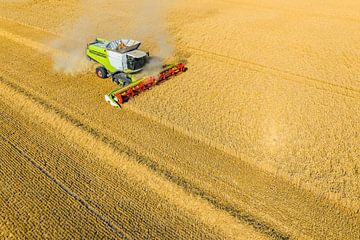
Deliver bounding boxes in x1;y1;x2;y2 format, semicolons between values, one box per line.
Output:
0;133;129;240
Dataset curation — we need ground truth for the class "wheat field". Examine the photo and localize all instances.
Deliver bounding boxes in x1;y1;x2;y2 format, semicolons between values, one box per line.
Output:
0;0;359;239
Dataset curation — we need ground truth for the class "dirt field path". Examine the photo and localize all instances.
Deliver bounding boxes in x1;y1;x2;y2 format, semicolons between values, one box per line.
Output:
1;0;360;239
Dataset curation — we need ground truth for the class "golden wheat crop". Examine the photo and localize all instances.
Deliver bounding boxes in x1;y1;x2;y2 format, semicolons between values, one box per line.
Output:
0;0;359;239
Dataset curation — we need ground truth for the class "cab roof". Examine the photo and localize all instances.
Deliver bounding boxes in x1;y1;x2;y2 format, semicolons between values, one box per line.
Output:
126;50;147;58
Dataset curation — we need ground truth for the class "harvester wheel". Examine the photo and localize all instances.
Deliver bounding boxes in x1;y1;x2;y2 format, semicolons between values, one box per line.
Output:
96;67;108;79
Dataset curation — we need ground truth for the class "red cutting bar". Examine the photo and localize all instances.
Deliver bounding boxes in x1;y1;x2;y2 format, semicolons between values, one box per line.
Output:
114;64;186;106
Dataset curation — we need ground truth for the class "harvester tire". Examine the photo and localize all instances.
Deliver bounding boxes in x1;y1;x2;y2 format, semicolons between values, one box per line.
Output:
96;67;108;79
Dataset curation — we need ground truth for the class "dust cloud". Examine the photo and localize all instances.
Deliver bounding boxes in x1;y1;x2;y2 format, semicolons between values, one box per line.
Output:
50;0;174;75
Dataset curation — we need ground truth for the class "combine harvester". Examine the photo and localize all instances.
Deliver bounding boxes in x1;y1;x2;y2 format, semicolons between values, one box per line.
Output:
86;38;186;107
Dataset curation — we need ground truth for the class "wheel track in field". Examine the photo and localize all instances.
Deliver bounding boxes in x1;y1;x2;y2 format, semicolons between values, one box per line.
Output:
0;142;112;239
0;75;289;240
0;104;216;239
0;133;129;240
187;46;360;99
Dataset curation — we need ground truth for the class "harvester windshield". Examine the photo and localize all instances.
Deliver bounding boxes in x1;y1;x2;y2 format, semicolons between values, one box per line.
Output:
127;55;146;71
